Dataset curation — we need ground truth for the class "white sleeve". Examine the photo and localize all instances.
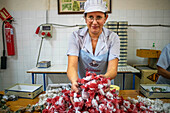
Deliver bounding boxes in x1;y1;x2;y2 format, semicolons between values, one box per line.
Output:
67;32;80;56
108;33;120;61
157;44;170;69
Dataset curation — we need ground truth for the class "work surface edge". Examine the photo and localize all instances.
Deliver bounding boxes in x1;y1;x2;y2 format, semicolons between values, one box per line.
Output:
27;65;140;73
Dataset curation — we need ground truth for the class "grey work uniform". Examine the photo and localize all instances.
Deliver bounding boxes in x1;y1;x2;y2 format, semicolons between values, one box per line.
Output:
157;43;170;84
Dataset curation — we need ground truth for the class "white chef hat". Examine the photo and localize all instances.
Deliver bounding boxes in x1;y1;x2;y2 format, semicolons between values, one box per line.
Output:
84;0;108;13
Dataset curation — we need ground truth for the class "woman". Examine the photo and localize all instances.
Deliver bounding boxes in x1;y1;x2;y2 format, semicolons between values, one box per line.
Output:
67;0;120;93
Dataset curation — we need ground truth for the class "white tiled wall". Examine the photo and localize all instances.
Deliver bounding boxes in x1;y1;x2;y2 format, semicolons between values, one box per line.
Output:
0;9;170;90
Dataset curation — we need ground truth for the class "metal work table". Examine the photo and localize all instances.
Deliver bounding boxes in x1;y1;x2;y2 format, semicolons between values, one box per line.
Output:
27;65;67;91
27;65;140;91
117;65;140;90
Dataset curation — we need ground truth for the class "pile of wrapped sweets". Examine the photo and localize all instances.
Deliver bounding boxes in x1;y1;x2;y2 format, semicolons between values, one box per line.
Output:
21;72;170;113
0;94;18;113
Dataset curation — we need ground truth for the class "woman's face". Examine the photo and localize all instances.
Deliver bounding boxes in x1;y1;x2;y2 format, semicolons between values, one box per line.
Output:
85;12;108;36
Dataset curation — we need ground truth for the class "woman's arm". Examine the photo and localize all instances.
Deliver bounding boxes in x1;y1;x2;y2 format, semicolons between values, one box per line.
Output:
67;55;79;92
104;58;119;80
101;58;118;92
157;66;170;79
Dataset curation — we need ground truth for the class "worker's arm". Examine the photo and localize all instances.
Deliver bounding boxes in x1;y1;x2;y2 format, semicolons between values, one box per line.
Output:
157;66;170;79
100;58;118;92
104;58;119;80
67;55;79;93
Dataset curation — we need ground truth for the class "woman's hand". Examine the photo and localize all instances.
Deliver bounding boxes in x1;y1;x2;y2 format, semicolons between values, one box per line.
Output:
70;97;74;107
70;81;79;107
71;81;79;93
100;74;110;92
104;87;110;92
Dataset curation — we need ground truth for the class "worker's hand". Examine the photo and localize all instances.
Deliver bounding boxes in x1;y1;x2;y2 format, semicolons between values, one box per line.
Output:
104;87;110;92
71;81;79;93
100;74;106;78
70;81;79;107
100;74;110;93
70;97;75;107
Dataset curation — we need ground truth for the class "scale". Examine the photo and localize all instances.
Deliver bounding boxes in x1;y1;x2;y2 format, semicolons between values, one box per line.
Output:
35;24;53;67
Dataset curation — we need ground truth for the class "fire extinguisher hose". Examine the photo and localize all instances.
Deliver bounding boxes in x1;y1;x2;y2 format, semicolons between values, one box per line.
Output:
1;21;7;69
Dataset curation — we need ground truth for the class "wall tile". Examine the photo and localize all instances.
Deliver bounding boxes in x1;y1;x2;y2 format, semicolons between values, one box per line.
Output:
163;10;170;18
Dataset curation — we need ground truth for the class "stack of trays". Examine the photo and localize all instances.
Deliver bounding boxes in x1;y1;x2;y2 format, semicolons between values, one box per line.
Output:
106;21;118;33
106;21;128;66
118;21;128;66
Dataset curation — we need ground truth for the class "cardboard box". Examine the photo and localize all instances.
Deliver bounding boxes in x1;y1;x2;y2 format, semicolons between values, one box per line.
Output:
140;68;157;84
140;84;170;98
5;83;43;99
135;66;157;90
136;49;161;58
135;75;141;90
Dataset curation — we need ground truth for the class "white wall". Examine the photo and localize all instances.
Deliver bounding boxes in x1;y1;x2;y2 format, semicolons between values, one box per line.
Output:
0;0;170;90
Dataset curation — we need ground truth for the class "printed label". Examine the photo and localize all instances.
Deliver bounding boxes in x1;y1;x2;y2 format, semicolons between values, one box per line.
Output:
10;29;13;35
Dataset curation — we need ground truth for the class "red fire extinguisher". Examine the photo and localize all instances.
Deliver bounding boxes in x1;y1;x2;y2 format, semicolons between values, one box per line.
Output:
5;22;15;56
0;7;14;69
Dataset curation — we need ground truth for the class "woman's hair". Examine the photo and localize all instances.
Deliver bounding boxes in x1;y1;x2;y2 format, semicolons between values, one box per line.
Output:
84;12;107;17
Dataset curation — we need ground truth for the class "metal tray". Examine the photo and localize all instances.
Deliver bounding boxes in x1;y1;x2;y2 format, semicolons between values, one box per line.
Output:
140;84;170;99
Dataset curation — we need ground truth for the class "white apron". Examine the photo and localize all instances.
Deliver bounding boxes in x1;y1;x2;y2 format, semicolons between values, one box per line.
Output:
78;32;109;78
